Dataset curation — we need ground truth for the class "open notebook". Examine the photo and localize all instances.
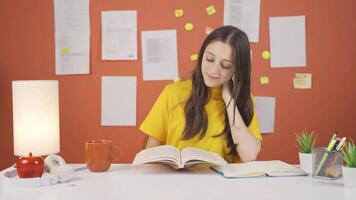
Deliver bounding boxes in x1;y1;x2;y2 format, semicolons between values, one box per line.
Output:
211;160;307;178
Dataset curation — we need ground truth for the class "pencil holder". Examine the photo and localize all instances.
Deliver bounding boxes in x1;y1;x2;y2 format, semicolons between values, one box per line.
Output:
312;147;342;179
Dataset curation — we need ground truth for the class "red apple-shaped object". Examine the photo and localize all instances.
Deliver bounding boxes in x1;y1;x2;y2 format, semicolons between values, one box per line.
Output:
16;153;44;178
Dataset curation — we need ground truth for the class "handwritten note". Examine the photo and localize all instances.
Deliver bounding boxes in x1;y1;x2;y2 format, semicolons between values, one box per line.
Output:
293;73;312;89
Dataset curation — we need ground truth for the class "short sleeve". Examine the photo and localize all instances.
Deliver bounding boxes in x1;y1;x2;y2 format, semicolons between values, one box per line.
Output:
139;86;169;143
247;95;262;142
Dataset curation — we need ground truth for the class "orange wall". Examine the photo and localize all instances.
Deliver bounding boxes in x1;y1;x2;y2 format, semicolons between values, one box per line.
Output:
0;0;355;170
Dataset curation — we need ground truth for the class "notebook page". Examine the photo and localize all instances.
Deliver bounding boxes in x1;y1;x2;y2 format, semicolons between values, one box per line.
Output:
213;162;266;177
250;160;305;175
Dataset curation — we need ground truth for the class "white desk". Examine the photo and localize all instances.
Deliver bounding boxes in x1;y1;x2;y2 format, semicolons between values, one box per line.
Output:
1;164;355;200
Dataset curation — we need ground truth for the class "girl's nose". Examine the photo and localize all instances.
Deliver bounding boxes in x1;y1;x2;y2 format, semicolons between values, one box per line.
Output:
210;62;220;75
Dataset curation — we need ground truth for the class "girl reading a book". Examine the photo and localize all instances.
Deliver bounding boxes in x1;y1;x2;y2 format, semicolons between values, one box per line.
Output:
140;26;262;163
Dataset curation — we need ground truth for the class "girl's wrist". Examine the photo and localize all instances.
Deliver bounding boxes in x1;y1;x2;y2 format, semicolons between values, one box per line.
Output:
223;97;234;107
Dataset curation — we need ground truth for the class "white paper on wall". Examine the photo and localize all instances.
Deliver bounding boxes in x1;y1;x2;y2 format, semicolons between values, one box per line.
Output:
269;16;306;68
101;76;137;126
55;32;90;75
141;30;178;81
101;11;137;60
54;0;90;75
224;0;261;43
255;96;276;134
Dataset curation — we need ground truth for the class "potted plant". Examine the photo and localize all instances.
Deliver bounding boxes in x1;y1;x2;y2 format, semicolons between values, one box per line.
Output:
296;130;317;174
342;141;356;188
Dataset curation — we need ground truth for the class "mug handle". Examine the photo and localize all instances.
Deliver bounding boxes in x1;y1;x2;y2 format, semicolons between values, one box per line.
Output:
111;146;122;162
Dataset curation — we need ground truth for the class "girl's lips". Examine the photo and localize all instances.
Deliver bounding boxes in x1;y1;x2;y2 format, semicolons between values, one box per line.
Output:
207;74;219;79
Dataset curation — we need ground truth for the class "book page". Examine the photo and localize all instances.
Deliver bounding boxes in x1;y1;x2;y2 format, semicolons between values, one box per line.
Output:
181;147;228;167
250;160;306;176
132;145;181;166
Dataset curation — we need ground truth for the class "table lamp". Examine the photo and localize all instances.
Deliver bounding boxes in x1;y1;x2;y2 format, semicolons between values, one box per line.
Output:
12;80;60;178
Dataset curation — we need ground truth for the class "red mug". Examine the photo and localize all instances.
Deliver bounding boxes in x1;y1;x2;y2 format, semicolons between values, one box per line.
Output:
85;140;121;172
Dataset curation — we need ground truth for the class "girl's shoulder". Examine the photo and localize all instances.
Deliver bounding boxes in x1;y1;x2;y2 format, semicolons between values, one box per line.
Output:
165;79;192;93
164;79;192;101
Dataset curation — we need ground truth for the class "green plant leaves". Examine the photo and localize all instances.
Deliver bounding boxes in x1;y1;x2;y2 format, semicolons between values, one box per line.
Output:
342;141;356;168
296;130;317;153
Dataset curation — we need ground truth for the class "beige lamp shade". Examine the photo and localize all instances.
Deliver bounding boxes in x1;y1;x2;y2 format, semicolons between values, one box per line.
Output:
12;80;60;156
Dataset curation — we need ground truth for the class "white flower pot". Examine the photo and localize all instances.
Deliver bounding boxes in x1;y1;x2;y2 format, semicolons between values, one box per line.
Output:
342;166;356;188
299;152;313;175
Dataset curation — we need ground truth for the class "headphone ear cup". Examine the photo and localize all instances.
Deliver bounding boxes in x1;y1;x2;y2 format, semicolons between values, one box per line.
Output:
44;154;66;173
50;165;74;182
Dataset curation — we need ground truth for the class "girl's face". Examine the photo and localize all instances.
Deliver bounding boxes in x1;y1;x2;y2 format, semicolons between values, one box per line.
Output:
201;41;235;88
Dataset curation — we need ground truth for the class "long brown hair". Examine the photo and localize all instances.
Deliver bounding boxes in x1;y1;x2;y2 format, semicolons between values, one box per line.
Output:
182;26;254;155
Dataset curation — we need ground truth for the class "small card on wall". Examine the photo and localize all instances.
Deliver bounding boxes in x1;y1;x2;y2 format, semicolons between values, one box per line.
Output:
293;73;312;89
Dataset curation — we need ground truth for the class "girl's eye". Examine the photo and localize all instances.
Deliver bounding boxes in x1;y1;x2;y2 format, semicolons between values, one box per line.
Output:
221;64;231;69
206;58;214;62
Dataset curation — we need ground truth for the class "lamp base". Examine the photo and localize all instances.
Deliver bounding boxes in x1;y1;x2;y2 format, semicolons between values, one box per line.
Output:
15;153;44;178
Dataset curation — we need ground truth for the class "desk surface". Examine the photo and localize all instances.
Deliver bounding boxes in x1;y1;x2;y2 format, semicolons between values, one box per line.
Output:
1;164;355;200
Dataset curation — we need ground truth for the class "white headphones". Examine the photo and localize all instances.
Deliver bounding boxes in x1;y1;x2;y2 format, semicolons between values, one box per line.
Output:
44;154;74;183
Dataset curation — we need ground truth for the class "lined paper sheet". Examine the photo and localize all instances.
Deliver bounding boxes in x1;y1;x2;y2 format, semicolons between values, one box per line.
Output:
255;96;276;134
101;11;137;60
101;76;137;126
224;0;261;43
269;16;306;67
54;0;90;75
141;30;178;81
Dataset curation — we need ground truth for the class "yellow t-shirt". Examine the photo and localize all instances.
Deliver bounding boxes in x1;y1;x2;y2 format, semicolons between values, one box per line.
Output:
139;79;262;163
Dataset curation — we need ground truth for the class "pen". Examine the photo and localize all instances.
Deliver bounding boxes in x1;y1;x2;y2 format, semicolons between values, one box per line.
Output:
314;132;338;176
335;137;346;151
324;137;346;177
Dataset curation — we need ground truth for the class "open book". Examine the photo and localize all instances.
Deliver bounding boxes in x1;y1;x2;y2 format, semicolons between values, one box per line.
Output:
132;145;228;169
211;160;307;178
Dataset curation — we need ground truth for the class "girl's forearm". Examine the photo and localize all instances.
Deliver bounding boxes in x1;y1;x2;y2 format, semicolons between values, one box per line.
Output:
225;100;261;162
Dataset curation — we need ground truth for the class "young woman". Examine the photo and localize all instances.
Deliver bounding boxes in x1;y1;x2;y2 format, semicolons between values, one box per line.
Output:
140;26;262;163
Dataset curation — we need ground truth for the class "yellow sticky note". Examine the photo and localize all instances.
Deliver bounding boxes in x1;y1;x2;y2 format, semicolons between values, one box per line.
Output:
190;54;198;61
205;27;214;35
260;76;269;84
293;73;312;89
206;5;216;16
262;50;270;60
175;9;184;17
61;48;70;55
185;23;194;31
